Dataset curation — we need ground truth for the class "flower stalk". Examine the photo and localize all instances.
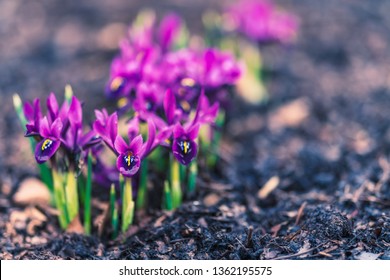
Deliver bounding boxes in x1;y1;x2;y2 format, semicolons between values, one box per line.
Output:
121;177;135;233
84;153;93;235
110;184;119;238
52;169;69;229
207;110;225;168
65;170;79;224
187;160;198;195
164;180;173;211
170;155;182;209
136;159;148;209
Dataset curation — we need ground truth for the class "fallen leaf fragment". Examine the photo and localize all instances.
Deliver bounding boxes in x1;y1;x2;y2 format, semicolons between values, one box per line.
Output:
258;176;280;199
13;178;51;206
356;252;382;260
203;193;220;207
66;216;84;234
269;98;310;132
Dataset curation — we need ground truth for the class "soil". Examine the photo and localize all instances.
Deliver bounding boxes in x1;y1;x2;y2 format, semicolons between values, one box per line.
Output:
0;0;389;260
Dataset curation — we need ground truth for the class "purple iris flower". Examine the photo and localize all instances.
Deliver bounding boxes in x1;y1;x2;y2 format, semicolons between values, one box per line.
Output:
226;0;298;44
201;48;241;89
115;119;156;177
35;116;63;164
93;109;118;151
46;92;69;124
114;134;143;177
133;82;163;114
24;98;42;137
172;123;199;165
24;93;101;165
158;13;183;52
93;108;159;178
193;90;220;125
105;58;135;99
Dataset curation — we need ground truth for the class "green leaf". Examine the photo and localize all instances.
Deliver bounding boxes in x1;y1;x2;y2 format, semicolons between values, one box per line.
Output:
170;155;182;209
84;153;92;235
121;178;134;233
136;159;148;209
164;180;173;211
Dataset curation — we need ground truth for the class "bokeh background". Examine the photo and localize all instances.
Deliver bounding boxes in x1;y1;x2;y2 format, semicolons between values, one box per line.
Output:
2;0;390;196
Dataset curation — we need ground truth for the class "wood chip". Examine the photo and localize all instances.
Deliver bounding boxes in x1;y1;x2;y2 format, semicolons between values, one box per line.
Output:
198;217;208;228
66;216;84;234
269;98;310;132
203;193;220;207
258;176;280;199
154;215;167;228
94;203;110;237
27;219;45;235
13;178;51;206
297;240;311;258
264;248;278;259
318;251;333;258
271;221;288;237
295;202;307;225
356;252;382;260
10;207;47;224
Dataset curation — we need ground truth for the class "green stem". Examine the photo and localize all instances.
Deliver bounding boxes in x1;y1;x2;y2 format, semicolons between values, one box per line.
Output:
52;169;68;229
179;163;186;185
188;160;198;194
170;155;182;209
164;180;173;211
110;184;119;239
121;177;134;233
38;162;54;194
136;159;148;209
65;170;79;223
112;204;119;239
208;111;225;168
84;153;92;235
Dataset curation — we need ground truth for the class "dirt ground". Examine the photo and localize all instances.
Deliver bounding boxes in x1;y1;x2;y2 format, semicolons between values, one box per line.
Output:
0;0;389;259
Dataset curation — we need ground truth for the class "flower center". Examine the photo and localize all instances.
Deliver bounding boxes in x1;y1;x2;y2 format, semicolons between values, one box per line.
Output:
181;77;196;87
179;140;190;154
41;139;53;151
180;100;191;112
124;151;134;167
111;77;124;92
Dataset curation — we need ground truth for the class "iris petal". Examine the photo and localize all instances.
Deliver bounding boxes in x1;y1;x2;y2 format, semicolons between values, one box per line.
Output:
116;152;141;177
35;138;61;164
107;76;127;97
172;138;197;165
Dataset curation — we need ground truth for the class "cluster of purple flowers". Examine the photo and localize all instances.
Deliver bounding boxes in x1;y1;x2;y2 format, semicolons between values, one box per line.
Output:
18;11;243;233
24;93;99;168
100;12;241;175
225;0;299;44
106;13;241;108
21;13;241;185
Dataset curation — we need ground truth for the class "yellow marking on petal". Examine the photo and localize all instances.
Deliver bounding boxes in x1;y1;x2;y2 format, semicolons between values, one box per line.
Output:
126;152;134;166
117;97;128;108
111;77;124;92
165;139;171;145
42;139;52;151
181;77;195;87
180;100;191;112
183;141;188;154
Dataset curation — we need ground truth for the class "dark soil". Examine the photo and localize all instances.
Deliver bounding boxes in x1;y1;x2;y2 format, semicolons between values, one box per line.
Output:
1;0;389;260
